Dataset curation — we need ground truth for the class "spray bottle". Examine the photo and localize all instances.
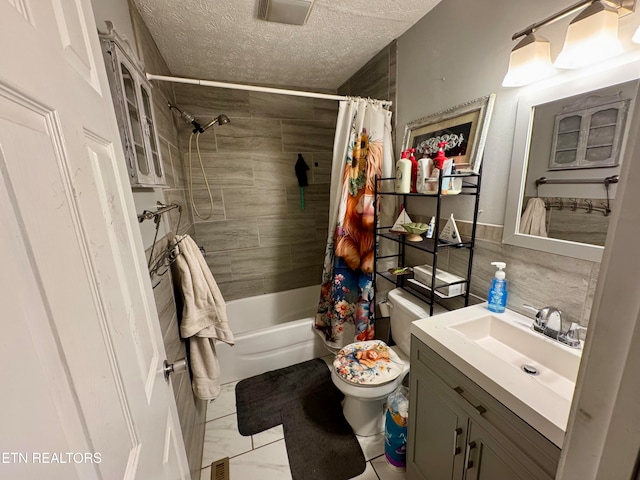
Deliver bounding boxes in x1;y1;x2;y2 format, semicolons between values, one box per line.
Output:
433;141;455;193
487;262;508;313
433;141;448;169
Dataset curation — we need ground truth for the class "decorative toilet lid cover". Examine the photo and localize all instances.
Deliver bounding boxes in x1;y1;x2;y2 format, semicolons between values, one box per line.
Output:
333;340;405;386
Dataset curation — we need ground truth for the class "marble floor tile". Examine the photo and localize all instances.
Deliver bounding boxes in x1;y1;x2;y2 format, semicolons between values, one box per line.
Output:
252;425;284;449
357;432;385;461
371;454;406;480
229;439;292;480
201;413;252;467
350;462;380;479
205;381;238;422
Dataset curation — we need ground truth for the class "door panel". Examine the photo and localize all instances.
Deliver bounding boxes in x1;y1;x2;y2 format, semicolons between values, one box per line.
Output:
51;0;100;90
84;132;158;395
0;148;97;480
5;0;32;23
0;89;138;479
0;0;187;478
408;363;466;480
466;422;546;480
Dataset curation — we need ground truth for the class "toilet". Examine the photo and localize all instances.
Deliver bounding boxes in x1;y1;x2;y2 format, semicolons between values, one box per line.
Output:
330;288;447;436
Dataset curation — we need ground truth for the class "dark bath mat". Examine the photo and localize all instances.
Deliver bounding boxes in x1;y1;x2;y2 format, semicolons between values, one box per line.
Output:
235;358;336;436
282;387;366;480
235;358;366;480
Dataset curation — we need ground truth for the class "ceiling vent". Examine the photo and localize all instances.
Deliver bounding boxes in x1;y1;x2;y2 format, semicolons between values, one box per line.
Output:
257;0;315;26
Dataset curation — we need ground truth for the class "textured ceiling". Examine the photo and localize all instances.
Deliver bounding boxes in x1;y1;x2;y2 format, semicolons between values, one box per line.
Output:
132;0;441;90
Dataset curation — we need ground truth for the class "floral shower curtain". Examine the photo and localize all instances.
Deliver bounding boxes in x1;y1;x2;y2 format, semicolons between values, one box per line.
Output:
315;98;394;349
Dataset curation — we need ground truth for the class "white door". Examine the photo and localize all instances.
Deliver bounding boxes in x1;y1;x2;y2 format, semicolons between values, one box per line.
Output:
0;1;188;479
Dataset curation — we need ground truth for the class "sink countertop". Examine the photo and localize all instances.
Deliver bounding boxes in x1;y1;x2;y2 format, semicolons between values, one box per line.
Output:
411;304;582;448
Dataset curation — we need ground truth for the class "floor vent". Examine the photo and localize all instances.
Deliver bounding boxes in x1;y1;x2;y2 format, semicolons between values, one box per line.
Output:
210;457;229;480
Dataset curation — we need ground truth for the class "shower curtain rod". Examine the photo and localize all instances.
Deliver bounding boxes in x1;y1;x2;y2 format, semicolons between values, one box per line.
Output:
146;73;393;106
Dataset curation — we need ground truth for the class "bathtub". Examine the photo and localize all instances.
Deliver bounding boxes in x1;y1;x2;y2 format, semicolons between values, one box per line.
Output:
216;285;328;384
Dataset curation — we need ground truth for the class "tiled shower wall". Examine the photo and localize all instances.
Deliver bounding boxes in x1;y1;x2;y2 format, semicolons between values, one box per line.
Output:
173;84;337;300
129;4;204;480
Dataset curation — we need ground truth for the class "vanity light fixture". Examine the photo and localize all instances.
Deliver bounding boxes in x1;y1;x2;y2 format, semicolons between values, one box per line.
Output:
502;33;556;87
503;0;636;87
555;1;623;69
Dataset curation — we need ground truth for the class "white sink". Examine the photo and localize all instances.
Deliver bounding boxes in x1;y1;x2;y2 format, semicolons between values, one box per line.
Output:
448;313;580;402
412;304;582;447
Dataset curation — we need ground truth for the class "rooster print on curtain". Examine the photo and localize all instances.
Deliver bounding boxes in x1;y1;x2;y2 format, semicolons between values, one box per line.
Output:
316;122;383;347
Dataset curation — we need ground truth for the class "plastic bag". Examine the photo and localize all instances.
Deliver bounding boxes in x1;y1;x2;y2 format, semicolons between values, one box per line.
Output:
384;385;409;471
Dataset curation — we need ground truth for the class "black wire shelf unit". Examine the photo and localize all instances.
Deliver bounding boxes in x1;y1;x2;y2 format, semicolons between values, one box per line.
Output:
373;170;482;318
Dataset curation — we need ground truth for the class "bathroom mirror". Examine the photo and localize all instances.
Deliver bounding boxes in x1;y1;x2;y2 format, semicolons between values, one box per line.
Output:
503;60;640;262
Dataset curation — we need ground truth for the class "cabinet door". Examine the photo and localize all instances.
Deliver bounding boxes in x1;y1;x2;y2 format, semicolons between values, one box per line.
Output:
408;363;467;480
140;84;165;185
118;59;154;185
464;422;549;480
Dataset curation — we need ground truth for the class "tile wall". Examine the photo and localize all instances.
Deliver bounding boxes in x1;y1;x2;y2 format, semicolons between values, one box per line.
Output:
173;84;337;300
404;211;599;333
129;4;203;479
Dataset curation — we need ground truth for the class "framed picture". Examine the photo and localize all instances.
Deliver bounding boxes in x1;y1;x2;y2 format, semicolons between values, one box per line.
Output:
402;94;496;173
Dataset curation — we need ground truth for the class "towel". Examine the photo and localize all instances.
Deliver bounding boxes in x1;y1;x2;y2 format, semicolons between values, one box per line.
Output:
519;198;548;237
171;234;234;400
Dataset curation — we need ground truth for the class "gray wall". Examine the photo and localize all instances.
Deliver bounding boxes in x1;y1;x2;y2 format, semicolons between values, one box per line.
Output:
173;84;337;300
393;0;640;328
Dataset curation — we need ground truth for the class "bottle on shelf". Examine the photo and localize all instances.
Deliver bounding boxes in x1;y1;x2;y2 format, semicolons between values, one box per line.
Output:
487;262;508;313
395;149;411;193
432;141;455;193
425;216;435;239
416;150;434;194
432;141;448;169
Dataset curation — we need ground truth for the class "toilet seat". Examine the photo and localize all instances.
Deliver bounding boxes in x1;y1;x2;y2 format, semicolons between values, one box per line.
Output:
333;340;405;386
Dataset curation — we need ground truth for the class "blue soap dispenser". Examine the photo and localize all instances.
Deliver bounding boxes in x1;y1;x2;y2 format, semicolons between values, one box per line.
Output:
487;262;508;313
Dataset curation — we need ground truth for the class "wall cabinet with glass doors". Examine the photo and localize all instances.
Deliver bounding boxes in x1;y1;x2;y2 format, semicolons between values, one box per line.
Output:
99;22;166;187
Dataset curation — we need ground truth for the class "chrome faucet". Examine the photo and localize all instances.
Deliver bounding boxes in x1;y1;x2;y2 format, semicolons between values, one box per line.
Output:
522;305;583;348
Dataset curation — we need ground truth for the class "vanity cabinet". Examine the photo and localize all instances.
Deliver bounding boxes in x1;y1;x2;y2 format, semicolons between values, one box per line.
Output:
373;172;480;317
407;337;561;480
99;23;166;188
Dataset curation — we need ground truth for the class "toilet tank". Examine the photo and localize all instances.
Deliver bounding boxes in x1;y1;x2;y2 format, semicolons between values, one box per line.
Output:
387;288;447;356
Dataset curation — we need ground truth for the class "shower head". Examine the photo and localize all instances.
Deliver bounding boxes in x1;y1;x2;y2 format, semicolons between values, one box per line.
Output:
202;114;231;132
168;102;204;133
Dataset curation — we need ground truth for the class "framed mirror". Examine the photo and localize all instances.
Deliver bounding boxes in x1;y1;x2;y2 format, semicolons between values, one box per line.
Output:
503;61;640;262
